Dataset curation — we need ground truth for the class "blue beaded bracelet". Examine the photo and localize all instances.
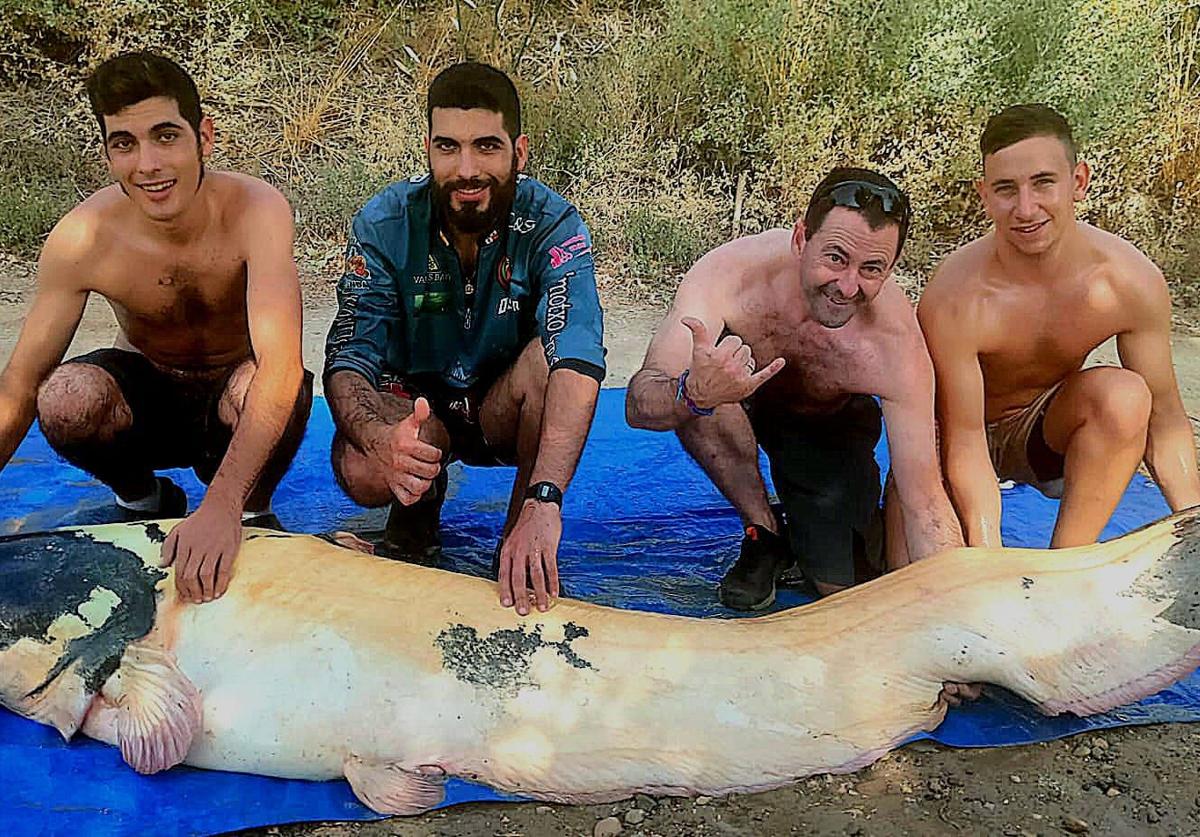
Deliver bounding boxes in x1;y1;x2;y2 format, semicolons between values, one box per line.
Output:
676;369;715;416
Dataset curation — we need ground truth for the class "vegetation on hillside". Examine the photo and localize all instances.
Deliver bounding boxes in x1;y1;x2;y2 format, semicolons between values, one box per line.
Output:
1;0;1196;303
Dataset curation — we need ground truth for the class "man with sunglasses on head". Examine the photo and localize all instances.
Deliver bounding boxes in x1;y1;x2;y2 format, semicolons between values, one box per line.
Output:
921;105;1200;550
627;167;963;611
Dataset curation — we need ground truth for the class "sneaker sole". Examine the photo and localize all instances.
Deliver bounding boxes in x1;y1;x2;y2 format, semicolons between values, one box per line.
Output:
718;584;777;612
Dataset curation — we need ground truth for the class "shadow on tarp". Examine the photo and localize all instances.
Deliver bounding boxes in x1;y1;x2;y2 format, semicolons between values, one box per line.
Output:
0;390;1192;836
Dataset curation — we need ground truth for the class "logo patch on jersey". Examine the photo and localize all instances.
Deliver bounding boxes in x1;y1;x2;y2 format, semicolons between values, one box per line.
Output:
412;291;451;314
340;235;371;291
428;254;440;272
544;273;573;343
509;217;536;235
483;229;500;246
497;297;520;316
495;256;513;290
548;234;591;270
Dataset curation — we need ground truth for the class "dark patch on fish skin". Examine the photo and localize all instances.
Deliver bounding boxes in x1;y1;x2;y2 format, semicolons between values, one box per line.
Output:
143;523;167;544
246;533;289;540
0;530;165;697
1021;576;1034;589
435;621;595;695
1128;510;1200;630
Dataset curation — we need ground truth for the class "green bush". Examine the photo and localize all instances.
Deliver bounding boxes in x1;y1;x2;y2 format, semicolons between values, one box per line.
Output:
0;0;1194;298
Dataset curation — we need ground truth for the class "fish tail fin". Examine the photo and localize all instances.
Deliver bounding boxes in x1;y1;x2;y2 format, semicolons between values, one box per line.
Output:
936;508;1200;719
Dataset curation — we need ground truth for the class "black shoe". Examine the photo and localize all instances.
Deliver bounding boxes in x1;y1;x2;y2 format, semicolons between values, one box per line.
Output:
114;477;188;522
719;524;796;611
376;471;447;566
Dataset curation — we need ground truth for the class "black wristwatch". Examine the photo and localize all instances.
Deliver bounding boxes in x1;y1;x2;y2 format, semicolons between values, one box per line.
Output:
524;481;564;507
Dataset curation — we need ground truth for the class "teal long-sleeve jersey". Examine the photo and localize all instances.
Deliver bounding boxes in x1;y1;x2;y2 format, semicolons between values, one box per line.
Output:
324;174;606;393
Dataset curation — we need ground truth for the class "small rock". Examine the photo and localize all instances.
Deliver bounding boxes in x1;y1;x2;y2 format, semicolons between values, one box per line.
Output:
1106;787;1121;797
1010;774;1022;784
634;794;657;810
1063;815;1090;833
1148;809;1161;824
624;809;646;825
695;795;712;806
1073;745;1092;758
594;816;623;837
1092;736;1109;750
536;805;553;813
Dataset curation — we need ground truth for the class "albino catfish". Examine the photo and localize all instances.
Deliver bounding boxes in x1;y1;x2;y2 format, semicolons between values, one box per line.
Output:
1;510;1198;815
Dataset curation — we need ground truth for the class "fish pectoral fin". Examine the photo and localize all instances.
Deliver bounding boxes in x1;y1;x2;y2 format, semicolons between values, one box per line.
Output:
104;643;202;775
344;755;447;815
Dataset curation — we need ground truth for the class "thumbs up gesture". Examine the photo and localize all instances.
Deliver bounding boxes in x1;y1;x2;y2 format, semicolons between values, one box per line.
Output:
382;397;444;505
679;317;786;410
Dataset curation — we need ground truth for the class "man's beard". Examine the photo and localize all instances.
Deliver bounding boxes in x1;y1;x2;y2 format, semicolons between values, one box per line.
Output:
431;157;518;236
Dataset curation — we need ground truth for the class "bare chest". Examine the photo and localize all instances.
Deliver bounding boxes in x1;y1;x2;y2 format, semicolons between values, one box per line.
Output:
977;290;1121;394
741;326;878;412
97;245;248;326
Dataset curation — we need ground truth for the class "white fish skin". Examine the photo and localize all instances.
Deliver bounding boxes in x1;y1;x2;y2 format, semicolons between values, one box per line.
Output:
2;510;1199;814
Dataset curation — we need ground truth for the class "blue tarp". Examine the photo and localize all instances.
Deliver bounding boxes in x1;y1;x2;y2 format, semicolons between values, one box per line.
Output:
1;390;1196;836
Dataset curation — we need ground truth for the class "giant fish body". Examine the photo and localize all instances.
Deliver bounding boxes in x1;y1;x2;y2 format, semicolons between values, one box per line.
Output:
2;510;1199;814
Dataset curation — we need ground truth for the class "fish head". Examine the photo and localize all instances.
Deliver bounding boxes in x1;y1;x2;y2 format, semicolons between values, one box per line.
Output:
0;530;166;738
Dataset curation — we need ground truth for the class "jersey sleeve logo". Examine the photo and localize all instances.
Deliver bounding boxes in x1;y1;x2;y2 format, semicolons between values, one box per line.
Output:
548;234;592;270
495;255;513;290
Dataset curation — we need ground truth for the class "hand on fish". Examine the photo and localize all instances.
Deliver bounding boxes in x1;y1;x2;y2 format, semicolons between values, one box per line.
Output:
375;396;443;506
680;317;786;409
160;499;243;603
498;499;562;614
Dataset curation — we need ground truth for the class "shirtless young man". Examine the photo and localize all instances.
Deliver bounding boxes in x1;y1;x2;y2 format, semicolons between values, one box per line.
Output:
920;105;1200;549
0;53;311;602
325;63;605;616
626;168;963;611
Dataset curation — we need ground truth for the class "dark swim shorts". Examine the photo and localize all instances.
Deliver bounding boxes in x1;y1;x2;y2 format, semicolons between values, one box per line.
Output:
378;374;513;467
66;349;242;482
749;395;885;587
65;348;314;483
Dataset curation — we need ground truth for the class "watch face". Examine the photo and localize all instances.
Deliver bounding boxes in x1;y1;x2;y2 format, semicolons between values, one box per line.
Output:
528;482;562;505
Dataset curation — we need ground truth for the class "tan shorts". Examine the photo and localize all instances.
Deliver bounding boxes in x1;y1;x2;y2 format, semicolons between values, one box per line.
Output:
986;383;1066;498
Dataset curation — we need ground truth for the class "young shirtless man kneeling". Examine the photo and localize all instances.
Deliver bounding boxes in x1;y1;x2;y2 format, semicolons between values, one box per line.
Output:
0;53;312;602
920;105;1200;548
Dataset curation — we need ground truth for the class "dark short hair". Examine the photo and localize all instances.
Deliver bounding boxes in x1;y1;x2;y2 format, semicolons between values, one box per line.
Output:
804;167;910;259
980;104;1077;167
426;62;521;139
86;52;203;141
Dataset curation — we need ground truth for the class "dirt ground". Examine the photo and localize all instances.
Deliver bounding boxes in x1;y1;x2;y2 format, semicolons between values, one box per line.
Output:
3;251;1200;836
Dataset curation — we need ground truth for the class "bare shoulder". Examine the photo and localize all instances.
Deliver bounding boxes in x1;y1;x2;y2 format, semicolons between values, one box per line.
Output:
870;282;931;375
214;171;292;226
674;228;785;308
38;186;129;283
917;235;994;333
1083;223;1166;295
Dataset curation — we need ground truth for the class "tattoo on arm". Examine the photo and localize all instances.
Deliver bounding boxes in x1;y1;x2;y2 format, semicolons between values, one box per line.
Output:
327;371;408;453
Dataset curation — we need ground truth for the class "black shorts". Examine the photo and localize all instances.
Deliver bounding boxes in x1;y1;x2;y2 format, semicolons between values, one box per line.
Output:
750;395;884;587
379;374;512;467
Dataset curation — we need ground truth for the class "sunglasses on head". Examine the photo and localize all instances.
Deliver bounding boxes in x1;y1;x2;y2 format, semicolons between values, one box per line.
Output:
818;180;910;222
